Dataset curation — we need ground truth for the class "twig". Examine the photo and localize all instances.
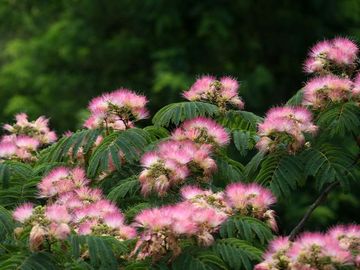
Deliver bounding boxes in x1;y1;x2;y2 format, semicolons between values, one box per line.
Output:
288;180;339;241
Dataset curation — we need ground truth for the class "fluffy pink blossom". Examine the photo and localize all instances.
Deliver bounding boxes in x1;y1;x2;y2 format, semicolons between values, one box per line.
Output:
303;75;353;108
45;205;71;223
183;75;244;109
84;89;149;130
0;141;17;158
288;232;351;268
256;106;317;154
255;237;291;270
49;222;71;240
139;139;218;196
13;203;34;223
304;37;358;74
225;182;276;222
172;117;230;147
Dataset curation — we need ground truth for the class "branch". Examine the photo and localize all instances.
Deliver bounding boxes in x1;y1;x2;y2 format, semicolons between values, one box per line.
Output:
288;180;339;241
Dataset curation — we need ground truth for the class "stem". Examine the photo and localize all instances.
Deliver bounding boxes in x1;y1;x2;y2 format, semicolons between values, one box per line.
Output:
288;180;339;241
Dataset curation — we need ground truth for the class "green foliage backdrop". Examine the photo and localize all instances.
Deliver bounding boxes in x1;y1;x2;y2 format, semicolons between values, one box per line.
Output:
0;0;359;235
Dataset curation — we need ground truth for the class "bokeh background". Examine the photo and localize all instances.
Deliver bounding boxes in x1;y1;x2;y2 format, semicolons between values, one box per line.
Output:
0;0;359;233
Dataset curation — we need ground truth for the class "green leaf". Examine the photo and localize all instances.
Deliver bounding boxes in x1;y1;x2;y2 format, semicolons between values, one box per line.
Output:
107;176;140;203
152;102;219;127
172;249;227;270
69;235;126;269
317;102;360;137
0;205;14;241
220;216;273;245
255;153;305;197
303;144;358;190
213;238;262;270
87;128;152;177
218;110;262;132
213;155;245;186
43;129;102;162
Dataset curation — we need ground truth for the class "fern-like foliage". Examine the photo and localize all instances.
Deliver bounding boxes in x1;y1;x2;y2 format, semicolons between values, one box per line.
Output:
0;251;59;270
213;238;262;270
217;110;262;156
212;155;245;187
87;128;153;177
303;144;358;190
107;176;140;204
40;128;102;163
172;248;227;270
0;206;14;241
69;235;130;269
317;102;360;137
152;102;219;127
0;161;41;208
254;153;305;197
219;216;273;245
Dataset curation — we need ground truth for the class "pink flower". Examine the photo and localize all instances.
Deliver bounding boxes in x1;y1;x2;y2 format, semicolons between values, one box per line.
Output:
183;75;244;109
103;212;125;229
0;141;17;158
13;203;34;223
45;204;71;223
172;117;230;147
303;75;352;107
84;89;149;129
257;106;317;153
225;182;276;219
50;222;71;240
304;37;358;73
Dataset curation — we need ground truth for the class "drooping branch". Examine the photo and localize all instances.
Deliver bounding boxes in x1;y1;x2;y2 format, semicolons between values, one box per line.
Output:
288;180;339;241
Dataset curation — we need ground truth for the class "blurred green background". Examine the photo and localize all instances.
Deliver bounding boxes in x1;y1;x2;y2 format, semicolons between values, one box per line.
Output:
0;0;359;233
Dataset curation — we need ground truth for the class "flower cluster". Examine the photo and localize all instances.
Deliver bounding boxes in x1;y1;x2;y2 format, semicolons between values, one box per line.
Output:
256;107;318;154
225;183;277;230
255;224;360;270
303;37;360;108
139;117;229;196
304;37;358;74
133;182;277;260
183;75;244;110
171;117;230;147
0;113;57;162
84;89;149;130
303;75;359;108
13;167;136;251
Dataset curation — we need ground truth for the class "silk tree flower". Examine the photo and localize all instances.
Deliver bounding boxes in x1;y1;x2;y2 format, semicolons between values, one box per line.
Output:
139;151;189;196
288;232;352;269
133;202;227;260
13;203;34;223
38;167;90;198
304;37;358;74
303;75;353;108
84;89;148;130
183;75;244;110
255;237;292;270
139;140;217;196
328;224;360;258
256;106;318;154
3;113;57;144
225;182;277;230
157;140;217;180
0;113;57;162
180;185;231;214
171;117;230;147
